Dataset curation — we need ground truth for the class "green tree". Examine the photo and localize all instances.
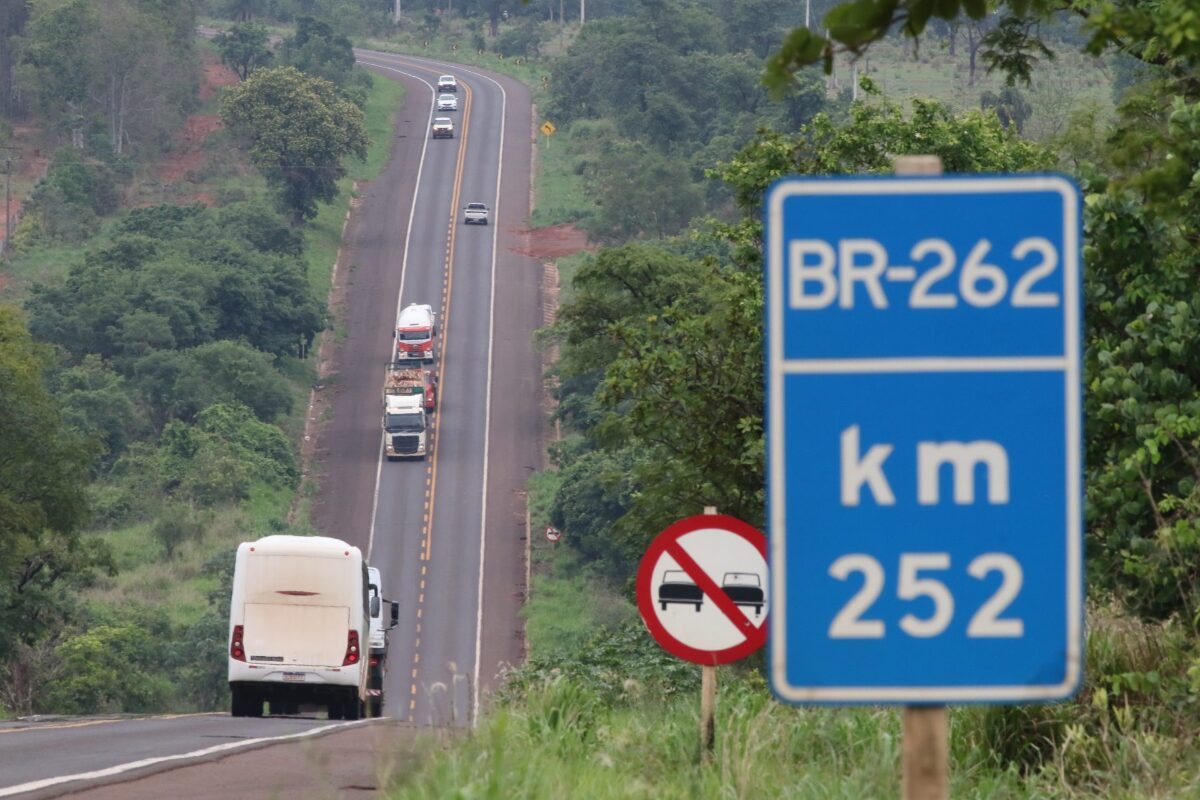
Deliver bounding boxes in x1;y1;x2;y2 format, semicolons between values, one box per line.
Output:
44;624;173;713
221;66;368;223
20;0;196;156
215;21;273;81
0;306;105;665
980;86;1032;133
152;502;206;559
52;354;146;465
281;16;354;85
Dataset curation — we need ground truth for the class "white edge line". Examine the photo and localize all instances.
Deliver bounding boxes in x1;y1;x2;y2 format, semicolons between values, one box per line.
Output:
0;720;371;798
468;67;506;731
766;175;1084;702
354;60;435;562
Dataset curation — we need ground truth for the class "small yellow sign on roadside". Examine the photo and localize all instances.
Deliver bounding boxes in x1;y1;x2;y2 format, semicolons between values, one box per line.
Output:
540;121;556;136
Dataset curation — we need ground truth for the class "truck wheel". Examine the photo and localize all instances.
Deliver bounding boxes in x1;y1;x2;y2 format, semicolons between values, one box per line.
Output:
694;603;702;612
660;601;667;611
344;690;362;721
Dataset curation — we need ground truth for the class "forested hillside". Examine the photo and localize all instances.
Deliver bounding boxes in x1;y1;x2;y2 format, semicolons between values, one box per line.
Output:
0;1;386;714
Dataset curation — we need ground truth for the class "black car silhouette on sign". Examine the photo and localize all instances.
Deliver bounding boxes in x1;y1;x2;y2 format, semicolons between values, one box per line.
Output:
658;570;703;612
721;572;764;616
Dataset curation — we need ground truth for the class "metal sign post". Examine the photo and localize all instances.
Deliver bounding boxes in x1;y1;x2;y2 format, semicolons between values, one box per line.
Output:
765;158;1084;798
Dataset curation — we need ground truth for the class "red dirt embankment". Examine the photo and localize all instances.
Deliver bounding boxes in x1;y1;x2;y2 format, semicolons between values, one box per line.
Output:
518;223;593;260
152;55;238;199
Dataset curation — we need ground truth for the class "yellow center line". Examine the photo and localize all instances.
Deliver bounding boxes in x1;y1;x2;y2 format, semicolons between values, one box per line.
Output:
422;77;471;565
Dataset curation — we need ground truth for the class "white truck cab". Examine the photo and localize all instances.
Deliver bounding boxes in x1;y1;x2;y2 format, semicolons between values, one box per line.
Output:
227;535;369;719
366;566;399;717
384;393;427;460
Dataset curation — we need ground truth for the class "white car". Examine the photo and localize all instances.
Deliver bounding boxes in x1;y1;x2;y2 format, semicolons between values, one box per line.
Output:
463;202;489;225
437;75;458;93
436;93;458;112
431;117;454;139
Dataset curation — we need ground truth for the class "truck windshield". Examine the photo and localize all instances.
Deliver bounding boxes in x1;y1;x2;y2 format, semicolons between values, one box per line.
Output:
385;413;425;432
398;331;429;341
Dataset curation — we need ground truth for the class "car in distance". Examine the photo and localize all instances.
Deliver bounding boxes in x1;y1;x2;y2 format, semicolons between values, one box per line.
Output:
657;570;702;612
463;202;489;225
431;117;454;139
436;93;458;112
437;75;458;93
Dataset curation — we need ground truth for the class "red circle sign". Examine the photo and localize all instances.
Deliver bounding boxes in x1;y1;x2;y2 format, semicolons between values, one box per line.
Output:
636;514;767;665
545;526;562;542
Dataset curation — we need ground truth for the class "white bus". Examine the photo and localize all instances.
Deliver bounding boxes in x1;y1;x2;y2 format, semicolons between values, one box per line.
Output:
228;535;369;720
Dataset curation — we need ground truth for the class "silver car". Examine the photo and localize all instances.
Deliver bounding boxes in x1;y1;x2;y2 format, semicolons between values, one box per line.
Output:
436;93;458;112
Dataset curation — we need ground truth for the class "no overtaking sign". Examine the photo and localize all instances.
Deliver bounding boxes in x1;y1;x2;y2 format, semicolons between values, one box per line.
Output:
637;514;768;665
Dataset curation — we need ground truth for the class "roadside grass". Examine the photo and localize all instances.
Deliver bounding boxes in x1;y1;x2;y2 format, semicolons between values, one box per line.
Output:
86;483;295;630
844;37;1115;141
531;123;594;228
388;598;1200;799
548;251;589;307
525;469;635;658
0;238;86;302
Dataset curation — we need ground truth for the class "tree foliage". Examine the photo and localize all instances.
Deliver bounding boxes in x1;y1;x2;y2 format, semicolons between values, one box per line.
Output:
215;21;273;81
19;0;196;155
0;306;106;663
25;203;323;370
221;66;368;222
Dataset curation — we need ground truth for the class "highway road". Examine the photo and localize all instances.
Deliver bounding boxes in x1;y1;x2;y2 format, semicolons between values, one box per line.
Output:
320;49;542;726
0;50;542;797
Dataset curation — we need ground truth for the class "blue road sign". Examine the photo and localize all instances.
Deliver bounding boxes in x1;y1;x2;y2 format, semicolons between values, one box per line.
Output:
765;175;1082;704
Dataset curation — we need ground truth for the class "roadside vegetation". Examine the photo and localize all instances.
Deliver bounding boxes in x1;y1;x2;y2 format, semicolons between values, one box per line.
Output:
0;4;400;715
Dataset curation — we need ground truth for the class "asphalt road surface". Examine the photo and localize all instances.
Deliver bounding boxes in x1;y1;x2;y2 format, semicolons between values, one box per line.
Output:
0;50;541;797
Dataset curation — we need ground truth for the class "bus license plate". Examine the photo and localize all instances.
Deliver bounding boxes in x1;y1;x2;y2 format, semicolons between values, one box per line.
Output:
282;672;306;682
